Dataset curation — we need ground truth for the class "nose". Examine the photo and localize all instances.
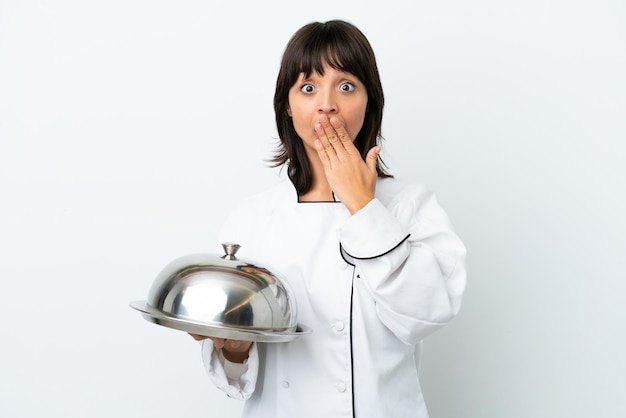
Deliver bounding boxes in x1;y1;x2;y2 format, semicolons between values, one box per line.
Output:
317;90;338;114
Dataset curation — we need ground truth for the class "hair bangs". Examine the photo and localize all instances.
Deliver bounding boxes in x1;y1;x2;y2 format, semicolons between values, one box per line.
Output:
295;26;366;80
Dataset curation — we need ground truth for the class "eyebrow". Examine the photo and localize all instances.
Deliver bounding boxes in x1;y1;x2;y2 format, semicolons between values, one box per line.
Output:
300;69;357;80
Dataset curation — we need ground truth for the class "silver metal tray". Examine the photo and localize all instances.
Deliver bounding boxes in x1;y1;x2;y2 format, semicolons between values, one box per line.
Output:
130;301;311;343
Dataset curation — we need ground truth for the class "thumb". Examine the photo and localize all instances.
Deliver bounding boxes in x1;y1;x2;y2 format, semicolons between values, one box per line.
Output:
229;340;242;349
365;146;381;172
209;337;226;349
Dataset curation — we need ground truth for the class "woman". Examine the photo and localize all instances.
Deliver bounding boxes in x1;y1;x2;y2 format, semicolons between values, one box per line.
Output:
192;19;466;417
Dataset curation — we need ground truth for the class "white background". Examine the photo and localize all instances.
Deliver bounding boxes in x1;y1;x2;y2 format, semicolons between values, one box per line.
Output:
1;1;625;417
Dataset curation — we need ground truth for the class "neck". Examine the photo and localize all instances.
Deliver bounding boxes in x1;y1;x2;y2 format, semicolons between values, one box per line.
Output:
299;153;334;202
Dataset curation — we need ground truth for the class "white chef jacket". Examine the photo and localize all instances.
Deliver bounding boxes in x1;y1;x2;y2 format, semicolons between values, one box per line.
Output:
201;174;466;418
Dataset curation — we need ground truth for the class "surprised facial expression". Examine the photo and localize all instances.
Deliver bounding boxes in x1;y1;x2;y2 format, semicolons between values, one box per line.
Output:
287;65;368;157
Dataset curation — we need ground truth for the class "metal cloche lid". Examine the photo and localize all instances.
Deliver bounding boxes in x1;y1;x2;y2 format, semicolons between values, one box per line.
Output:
130;243;311;342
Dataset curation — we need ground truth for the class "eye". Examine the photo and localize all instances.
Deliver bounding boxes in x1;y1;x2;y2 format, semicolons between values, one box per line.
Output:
300;84;314;93
340;82;355;92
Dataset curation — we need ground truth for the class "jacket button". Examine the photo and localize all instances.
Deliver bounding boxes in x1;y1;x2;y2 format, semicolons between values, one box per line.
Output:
280;381;290;389
333;321;345;332
335;382;347;392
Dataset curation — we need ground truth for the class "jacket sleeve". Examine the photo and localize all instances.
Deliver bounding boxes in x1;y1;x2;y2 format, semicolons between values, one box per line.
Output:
339;184;467;345
200;339;259;400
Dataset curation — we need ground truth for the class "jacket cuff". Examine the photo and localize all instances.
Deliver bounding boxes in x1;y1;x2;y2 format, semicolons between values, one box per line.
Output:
201;339;258;400
340;198;410;260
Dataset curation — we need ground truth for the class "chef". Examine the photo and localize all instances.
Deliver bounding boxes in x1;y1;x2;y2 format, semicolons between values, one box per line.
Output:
191;19;467;418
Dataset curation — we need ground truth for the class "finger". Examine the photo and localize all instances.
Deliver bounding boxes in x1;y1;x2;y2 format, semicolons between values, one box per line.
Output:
228;340;242;349
329;117;352;146
209;337;225;349
316;116;343;159
326;117;355;160
365;146;381;172
318;115;341;145
315;138;333;168
315;120;335;153
225;339;252;353
315;123;338;165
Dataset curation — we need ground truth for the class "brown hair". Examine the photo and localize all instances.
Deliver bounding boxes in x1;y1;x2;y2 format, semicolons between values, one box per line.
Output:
271;19;392;195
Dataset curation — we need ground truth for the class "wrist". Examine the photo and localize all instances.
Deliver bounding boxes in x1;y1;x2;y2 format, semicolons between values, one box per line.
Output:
345;194;375;215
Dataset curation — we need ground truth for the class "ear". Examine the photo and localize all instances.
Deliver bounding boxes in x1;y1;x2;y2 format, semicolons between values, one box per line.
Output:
286;105;292;117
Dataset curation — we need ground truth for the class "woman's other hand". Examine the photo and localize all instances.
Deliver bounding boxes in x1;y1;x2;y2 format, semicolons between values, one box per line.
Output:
188;334;252;363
